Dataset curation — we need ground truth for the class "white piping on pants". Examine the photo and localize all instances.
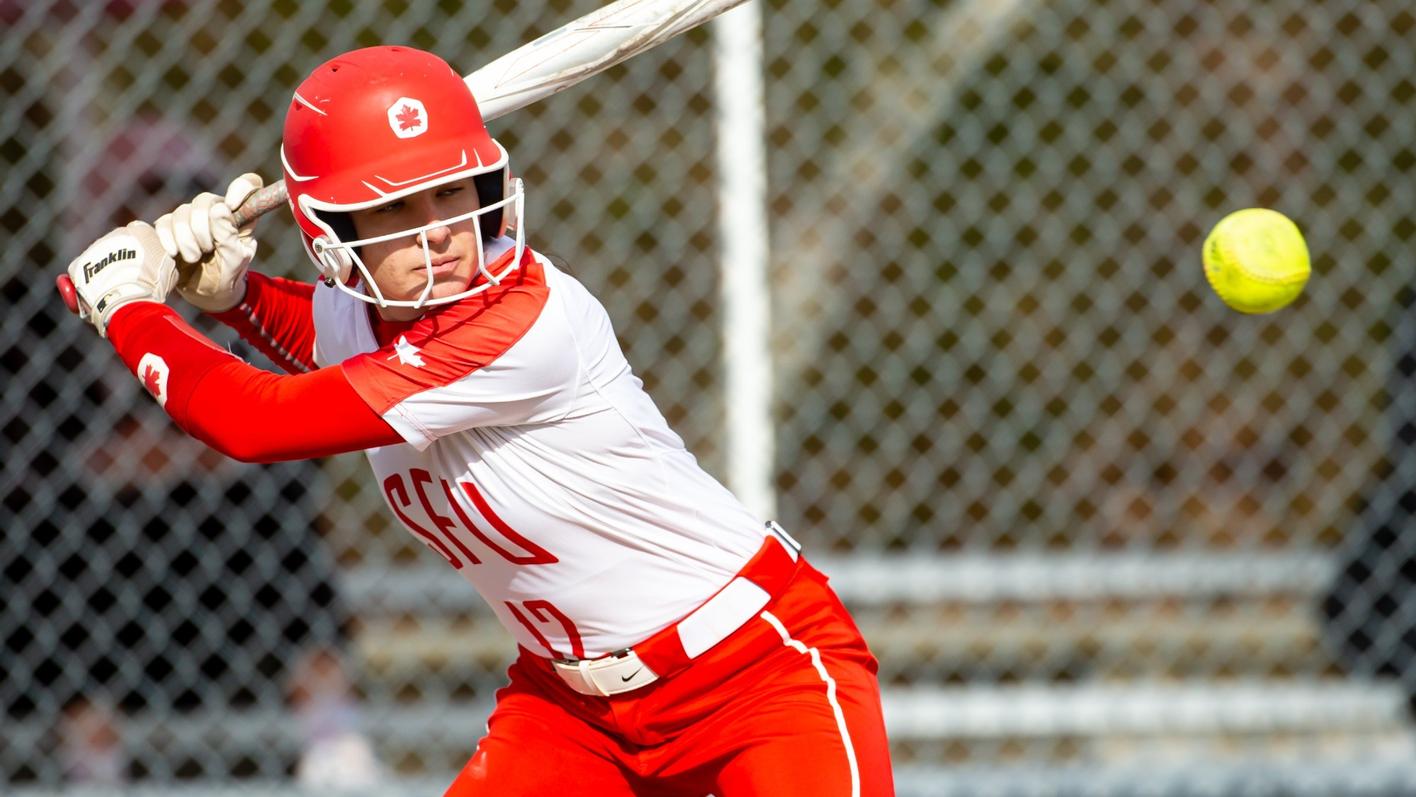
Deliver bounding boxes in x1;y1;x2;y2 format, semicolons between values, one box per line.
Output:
759;609;860;797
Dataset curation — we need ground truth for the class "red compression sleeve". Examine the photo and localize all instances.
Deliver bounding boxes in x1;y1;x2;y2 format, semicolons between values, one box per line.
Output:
209;272;318;374
107;302;404;462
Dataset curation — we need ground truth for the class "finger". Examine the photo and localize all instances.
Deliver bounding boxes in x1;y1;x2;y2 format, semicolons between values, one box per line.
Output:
170;203;201;263
189;193;218;254
224;172;264;209
208;197;238;241
153;211;180;259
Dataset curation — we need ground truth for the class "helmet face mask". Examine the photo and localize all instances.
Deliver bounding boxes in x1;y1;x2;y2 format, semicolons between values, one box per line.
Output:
281;45;525;310
307;179;525;308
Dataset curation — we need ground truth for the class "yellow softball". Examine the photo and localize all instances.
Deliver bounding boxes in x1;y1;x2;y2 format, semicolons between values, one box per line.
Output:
1202;208;1310;314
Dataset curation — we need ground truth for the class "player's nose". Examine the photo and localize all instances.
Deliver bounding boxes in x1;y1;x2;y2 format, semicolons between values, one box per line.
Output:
404;191;454;242
422;223;452;246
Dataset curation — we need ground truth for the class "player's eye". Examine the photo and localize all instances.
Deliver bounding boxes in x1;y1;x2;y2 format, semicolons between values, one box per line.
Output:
436;186;465;199
375;200;405;214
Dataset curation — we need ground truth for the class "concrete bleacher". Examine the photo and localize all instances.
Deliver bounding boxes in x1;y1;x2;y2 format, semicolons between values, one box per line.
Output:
340;549;1416;791
9;550;1416;795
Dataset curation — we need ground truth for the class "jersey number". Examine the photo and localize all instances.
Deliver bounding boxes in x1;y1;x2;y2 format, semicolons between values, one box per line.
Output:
506;599;585;660
383;469;558;569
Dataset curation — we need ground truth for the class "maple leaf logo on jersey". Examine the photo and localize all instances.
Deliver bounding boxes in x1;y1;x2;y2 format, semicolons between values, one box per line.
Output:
136;352;170;407
389;335;426;367
387;97;428;139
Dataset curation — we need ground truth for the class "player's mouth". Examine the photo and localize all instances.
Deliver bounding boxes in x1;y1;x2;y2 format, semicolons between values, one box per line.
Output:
427;254;463;276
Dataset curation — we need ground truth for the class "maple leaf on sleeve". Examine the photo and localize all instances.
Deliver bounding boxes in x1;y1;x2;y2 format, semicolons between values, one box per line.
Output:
142;364;163;399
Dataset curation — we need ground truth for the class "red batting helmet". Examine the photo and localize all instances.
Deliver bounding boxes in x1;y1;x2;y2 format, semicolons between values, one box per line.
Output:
281;45;524;308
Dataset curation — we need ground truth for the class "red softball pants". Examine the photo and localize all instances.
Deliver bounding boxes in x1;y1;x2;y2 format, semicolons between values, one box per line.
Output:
444;561;895;796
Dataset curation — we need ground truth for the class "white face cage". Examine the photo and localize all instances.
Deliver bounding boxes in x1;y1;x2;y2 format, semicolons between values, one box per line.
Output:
309;178;526;310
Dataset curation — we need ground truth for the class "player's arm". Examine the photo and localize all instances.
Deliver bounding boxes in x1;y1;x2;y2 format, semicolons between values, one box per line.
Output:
66;223;403;462
157;174;319;374
207;271;319;374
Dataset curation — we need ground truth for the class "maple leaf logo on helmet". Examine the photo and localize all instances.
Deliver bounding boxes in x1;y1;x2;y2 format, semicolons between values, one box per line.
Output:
387;97;428;139
395;104;421;131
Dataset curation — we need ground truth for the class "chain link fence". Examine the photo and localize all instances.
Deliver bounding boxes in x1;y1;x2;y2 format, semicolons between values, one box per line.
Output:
3;0;1415;793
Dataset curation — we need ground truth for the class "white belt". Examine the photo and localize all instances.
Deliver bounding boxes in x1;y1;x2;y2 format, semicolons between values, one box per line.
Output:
551;523;802;697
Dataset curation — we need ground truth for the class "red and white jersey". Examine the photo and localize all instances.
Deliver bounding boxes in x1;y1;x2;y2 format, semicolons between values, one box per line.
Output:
311;242;765;658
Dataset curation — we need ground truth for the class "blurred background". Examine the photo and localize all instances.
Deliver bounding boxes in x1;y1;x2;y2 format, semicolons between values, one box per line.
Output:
3;0;1415;794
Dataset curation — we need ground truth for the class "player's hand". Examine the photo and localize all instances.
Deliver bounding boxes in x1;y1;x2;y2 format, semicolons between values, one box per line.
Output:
65;221;179;338
156;172;262;313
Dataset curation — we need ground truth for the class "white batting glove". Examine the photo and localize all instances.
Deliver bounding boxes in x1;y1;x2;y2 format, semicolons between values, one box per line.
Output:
156;173;263;313
65;221;179;338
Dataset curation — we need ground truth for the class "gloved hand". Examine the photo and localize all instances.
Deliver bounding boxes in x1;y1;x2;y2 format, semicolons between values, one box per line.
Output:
65;221;179;338
155;172;263;313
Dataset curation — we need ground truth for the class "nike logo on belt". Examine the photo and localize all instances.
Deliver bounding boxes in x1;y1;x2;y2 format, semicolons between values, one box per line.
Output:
621;668;643;682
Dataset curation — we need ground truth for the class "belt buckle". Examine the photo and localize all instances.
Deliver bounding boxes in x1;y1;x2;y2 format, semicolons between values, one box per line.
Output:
552;648;658;697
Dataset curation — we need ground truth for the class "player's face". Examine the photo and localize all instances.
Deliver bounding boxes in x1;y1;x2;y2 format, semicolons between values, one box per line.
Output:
350;179;483;320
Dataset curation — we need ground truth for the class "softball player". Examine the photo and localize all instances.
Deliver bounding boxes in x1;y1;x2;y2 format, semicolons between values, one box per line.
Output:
64;45;893;796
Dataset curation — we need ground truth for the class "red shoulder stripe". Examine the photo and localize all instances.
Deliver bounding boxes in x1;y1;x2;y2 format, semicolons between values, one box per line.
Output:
342;250;549;415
